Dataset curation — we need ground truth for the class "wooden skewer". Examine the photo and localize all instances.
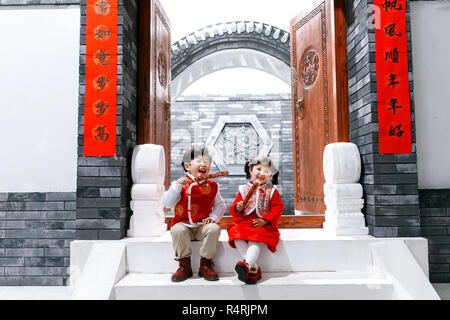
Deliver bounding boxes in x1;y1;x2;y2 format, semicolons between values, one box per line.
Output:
239;181;260;211
195;170;229;183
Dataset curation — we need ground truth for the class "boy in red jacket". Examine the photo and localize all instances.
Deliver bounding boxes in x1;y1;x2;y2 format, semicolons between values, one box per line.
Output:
162;146;226;282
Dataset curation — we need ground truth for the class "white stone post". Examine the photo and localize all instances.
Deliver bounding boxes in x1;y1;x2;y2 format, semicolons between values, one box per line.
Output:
127;144;167;237
322;142;369;235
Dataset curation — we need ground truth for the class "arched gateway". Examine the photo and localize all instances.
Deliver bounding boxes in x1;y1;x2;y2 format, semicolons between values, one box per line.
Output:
168;21;306;226
170;21;291;99
137;0;350;228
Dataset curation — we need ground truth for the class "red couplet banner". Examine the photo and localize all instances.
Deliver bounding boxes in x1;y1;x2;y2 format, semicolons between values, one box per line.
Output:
84;0;118;156
374;0;412;154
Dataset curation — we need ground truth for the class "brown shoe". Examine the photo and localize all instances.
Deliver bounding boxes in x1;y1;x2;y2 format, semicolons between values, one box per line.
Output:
171;256;193;282
198;257;219;281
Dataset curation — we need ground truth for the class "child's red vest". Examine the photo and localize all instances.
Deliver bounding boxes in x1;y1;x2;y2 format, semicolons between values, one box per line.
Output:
171;176;219;227
239;181;276;217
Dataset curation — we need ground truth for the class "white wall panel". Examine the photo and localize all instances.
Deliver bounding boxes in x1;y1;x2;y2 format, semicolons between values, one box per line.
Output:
411;1;450;189
0;6;80;192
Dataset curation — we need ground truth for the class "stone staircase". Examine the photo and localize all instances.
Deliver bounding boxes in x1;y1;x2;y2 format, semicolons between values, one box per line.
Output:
70;228;439;300
70;143;439;300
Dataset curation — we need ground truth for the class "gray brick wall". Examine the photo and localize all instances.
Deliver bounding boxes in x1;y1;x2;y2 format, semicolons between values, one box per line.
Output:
77;0;138;240
0;192;75;286
0;0;79;287
170;94;294;215
119;0;139;237
346;0;421;237
420;189;450;283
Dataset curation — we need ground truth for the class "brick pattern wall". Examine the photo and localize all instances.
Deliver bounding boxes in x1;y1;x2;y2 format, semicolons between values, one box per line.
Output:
77;0;138;240
118;0;139;237
346;0;421;237
420;189;450;283
0;0;138;286
0;192;75;286
170;94;294;215
0;0;79;286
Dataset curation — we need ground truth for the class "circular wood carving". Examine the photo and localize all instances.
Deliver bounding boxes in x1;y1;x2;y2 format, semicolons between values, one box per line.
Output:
301;49;319;88
158;51;168;87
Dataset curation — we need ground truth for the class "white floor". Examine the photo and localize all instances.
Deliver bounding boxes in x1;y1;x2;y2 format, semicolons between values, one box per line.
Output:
0;286;73;300
0;284;448;300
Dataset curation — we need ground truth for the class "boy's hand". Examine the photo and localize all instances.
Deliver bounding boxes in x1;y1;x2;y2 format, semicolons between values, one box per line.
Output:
177;177;190;185
236;201;245;212
202;218;215;224
253;218;269;227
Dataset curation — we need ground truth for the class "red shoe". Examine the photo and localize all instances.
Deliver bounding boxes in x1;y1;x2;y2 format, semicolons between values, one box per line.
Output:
198;257;219;281
246;266;261;284
171;256;193;282
235;260;250;283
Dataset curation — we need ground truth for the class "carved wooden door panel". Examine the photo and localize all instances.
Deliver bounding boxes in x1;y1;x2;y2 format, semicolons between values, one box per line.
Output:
290;0;349;214
138;0;171;190
153;1;171;190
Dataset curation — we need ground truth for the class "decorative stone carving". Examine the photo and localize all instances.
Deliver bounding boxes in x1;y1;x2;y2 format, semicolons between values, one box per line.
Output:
301;49;319;88
128;144;167;237
322;142;368;235
323;142;361;184
205;115;273;175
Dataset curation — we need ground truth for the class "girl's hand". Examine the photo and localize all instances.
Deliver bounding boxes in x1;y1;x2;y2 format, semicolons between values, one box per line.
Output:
177;177;190;185
236;201;245;212
253;218;269;227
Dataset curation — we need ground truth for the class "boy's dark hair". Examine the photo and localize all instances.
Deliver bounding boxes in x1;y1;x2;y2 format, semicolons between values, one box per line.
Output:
244;156;279;185
181;146;212;172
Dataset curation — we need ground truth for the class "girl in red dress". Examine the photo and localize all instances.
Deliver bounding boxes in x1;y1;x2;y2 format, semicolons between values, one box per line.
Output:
227;156;284;284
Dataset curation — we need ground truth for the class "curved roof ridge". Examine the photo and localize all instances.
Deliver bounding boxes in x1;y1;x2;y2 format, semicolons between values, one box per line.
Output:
171;21;290;56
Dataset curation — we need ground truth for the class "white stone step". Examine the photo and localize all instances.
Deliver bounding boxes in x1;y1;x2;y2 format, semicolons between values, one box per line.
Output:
70;229;430;297
114;271;393;300
121;229;426;274
123;229;374;274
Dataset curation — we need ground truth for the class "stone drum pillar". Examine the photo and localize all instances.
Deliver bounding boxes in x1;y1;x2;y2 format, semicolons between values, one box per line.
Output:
322;142;368;235
127;144;167;237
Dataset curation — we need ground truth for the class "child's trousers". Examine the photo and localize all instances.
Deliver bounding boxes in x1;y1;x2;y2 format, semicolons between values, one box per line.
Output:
170;222;221;259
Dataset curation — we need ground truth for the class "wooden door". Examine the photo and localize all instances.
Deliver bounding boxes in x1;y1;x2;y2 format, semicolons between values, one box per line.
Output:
290;0;349;214
138;0;171;190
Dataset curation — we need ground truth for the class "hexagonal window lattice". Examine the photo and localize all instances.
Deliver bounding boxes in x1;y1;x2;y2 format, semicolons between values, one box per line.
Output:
205;115;273;175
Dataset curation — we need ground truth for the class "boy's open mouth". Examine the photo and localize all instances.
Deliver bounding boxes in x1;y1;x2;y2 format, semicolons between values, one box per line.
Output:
198;169;207;174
